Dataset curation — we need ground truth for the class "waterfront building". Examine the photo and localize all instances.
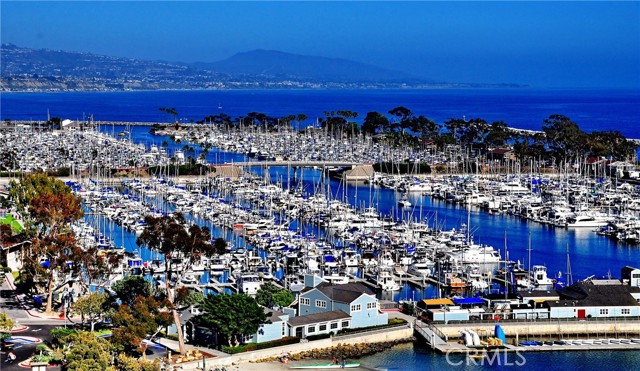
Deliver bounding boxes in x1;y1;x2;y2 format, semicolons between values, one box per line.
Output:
621;266;640;288
288;310;351;339
250;308;290;343
545;279;640;319
291;278;388;329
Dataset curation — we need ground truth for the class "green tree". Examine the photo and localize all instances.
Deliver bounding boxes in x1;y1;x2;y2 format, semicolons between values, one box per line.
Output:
136;213;215;354
388;106;414;132
0;312;14;340
589;130;637;161
196;293;267;347
63;331;115;371
9;174;86;314
413;115;440;140
110;296;173;357
72;292;110;332
361;112;389;135
116;354;160;371
255;282;294;308
485;121;511;147
542;114;589;162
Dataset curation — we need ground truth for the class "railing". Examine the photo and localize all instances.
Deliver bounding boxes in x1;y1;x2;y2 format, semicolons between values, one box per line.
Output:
414;319;449;346
432;316;640;326
332;322;409;340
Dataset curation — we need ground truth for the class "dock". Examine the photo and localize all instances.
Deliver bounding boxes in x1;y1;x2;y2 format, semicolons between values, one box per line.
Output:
414;318;640;353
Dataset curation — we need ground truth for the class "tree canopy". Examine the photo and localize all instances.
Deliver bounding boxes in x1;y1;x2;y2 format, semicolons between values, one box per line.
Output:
195;293;267;347
63;331;114;371
9;174;88;313
72;292;110;332
0;312;14;340
112;275;156;308
110;296;173;356
136;212;215;354
255;282;294;308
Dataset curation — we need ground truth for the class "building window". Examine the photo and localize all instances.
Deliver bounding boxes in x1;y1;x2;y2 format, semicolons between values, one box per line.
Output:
282;322;286;336
319;324;327;332
351;304;361;312
621;308;630;315
632;273;640;278
367;302;377;310
330;322;338;330
300;298;310;306
316;300;327;309
599;308;609;315
308;326;316;333
341;320;350;328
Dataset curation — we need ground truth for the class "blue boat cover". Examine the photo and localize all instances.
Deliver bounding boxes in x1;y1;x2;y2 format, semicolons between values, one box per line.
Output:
495;324;507;344
453;297;485;305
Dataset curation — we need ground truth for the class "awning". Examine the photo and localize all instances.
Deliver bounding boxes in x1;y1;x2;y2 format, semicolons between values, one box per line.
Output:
422;298;454;306
453;297;485;305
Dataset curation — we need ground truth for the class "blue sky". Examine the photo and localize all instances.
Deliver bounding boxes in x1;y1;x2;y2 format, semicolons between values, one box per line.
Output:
2;1;639;88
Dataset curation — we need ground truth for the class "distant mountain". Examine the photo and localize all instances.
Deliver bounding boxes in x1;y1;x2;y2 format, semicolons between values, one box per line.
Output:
193;49;430;84
0;43;224;91
0;44;523;92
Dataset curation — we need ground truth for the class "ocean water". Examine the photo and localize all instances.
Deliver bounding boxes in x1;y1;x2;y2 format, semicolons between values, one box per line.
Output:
1;88;639;138
358;342;639;370
4;89;640;368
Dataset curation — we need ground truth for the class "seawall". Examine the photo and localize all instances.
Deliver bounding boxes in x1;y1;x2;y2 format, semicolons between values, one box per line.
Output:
176;325;414;370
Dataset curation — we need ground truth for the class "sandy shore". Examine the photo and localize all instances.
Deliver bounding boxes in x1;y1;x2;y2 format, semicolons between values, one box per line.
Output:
221;360;372;371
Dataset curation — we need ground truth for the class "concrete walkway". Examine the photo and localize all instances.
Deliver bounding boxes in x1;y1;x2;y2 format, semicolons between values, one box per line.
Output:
152;337;229;358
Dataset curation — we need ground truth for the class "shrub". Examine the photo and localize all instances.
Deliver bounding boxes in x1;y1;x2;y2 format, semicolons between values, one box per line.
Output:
31;354;51;363
306;333;331;341
50;328;77;347
388;318;407;325
35;344;50;354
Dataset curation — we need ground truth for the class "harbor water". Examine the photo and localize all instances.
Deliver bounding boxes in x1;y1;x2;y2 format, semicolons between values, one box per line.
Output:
3;89;640;369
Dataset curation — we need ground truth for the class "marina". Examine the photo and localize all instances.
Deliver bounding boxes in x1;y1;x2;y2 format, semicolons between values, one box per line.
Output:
2;1;640;369
2;120;639;294
1;91;640;370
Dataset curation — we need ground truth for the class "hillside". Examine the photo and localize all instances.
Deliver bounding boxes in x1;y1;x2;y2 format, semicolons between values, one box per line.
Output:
0;44;521;92
193;49;429;83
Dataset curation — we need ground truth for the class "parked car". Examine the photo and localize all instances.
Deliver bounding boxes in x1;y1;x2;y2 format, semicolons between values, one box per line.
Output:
1;340;15;351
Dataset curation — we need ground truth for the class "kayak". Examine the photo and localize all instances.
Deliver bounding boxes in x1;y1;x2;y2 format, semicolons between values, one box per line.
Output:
290;363;361;369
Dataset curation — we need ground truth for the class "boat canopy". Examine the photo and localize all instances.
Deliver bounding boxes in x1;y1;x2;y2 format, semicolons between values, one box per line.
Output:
453;297;485;305
422;298;454;306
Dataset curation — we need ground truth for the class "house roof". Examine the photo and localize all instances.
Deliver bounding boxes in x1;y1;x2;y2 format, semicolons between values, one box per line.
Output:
288;310;350;327
264;307;287;321
519;290;559;298
551;281;640;307
305;282;374;304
